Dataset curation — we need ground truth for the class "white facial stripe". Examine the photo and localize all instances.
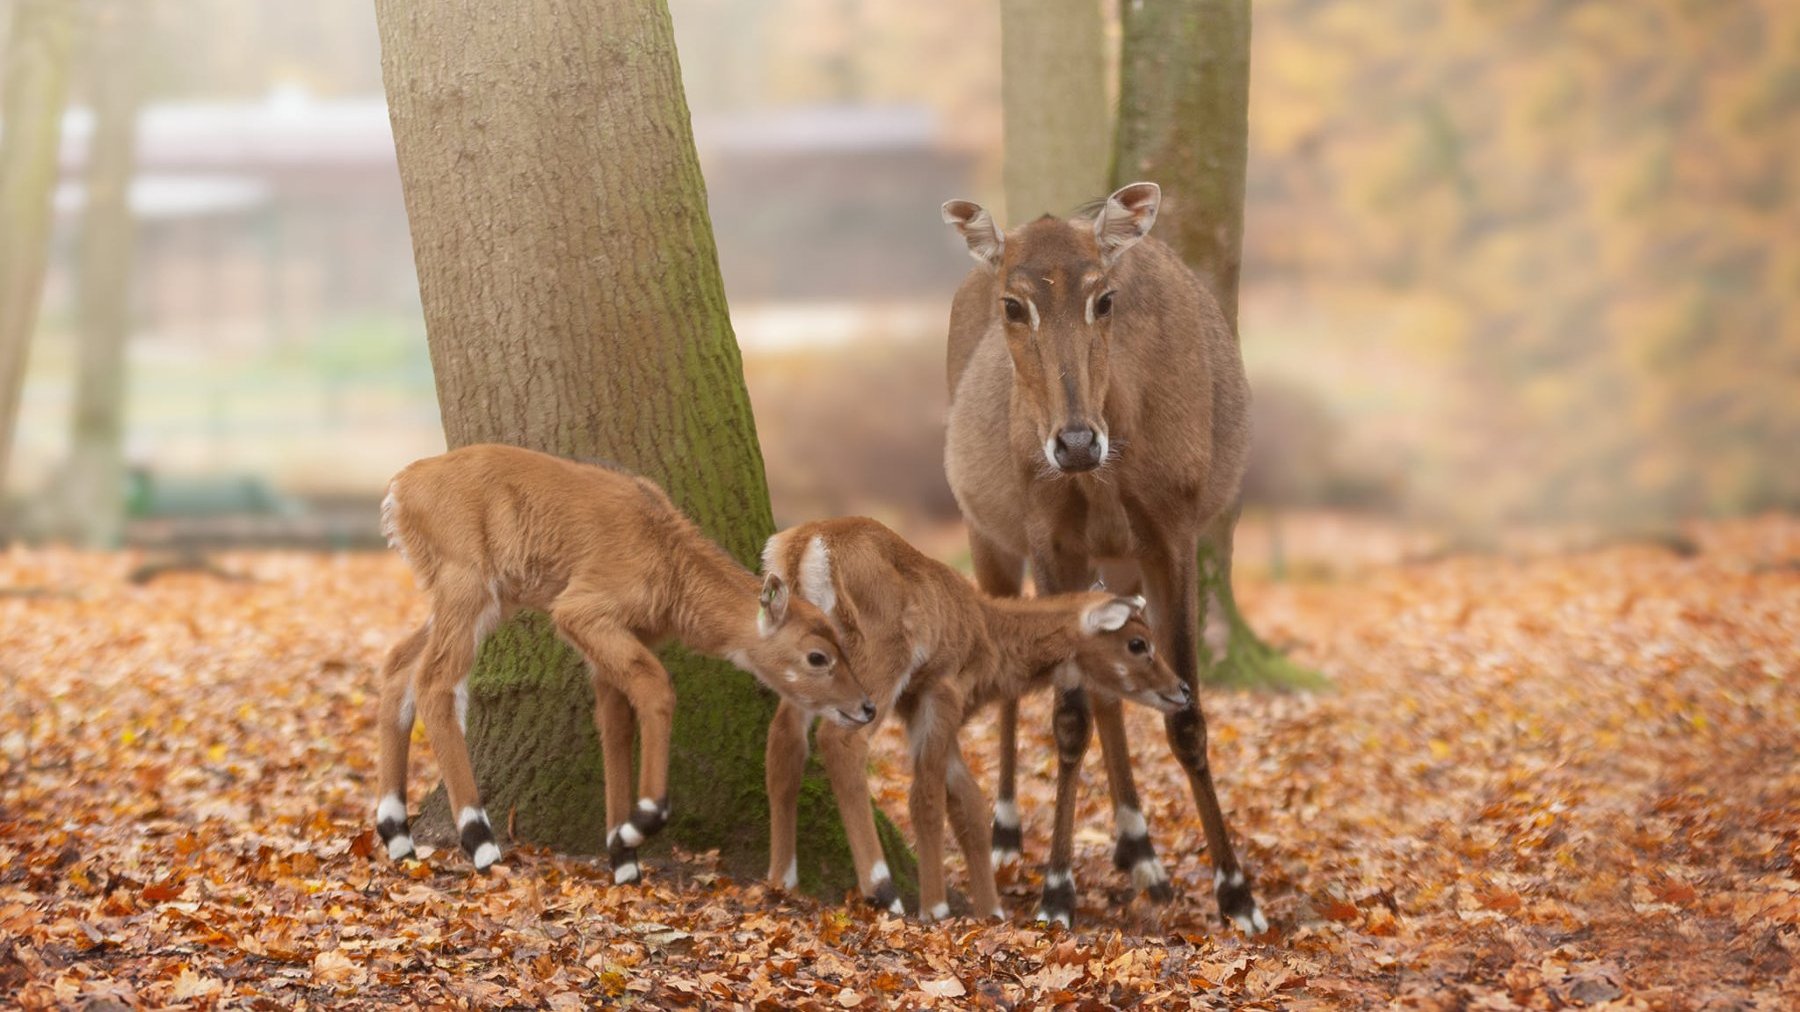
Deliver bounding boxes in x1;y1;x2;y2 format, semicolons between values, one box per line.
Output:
798;535;835;616
1025;298;1041;331
1084;292;1096;325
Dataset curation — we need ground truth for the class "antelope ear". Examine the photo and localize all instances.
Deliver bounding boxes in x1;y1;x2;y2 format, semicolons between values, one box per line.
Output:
758;573;791;636
942;199;1004;269
1093;182;1160;266
1082;598;1135;635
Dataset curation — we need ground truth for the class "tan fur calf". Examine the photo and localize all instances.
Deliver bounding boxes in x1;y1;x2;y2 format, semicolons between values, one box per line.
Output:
761;516;1187;922
374;444;872;882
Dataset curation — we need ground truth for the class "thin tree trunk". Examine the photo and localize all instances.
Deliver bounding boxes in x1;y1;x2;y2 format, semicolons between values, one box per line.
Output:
0;0;75;528
1113;0;1249;331
58;0;144;548
1114;0;1319;689
373;0;909;895
1000;0;1110;221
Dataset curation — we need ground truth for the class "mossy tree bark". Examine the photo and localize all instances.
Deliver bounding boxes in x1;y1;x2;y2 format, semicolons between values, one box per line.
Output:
373;0;910;896
1114;0;1320;689
0;0;75;526
1000;0;1110;221
56;0;144;549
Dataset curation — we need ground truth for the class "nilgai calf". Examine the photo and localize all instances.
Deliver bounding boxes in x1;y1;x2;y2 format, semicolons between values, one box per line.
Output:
374;444;873;882
940;182;1267;932
762;517;1189;922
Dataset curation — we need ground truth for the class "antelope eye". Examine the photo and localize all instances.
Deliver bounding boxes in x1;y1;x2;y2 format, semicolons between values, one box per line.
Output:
1127;637;1149;656
1001;297;1028;324
806;651;830;668
1094;292;1115;318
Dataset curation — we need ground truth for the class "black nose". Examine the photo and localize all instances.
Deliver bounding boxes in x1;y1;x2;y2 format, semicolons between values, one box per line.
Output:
1053;426;1101;470
859;700;877;721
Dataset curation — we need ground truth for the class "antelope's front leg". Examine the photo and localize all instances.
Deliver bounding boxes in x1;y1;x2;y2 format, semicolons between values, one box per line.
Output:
1140;531;1267;934
969;532;1026;867
816;717;900;913
1036;685;1091;928
555;599;672;885
764;699;809;891
906;699;958;921
1092;694;1172;901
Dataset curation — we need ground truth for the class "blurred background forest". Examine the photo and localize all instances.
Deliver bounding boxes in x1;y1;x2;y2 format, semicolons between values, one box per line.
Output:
2;0;1796;563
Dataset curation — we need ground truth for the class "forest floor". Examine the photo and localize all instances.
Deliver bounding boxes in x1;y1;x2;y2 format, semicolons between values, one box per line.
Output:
2;516;1797;1009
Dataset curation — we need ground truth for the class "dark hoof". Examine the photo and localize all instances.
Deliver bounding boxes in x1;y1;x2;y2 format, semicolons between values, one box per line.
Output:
458;810;500;871
991;819;1023;860
1146;879;1176;904
1035;871;1077;929
1215;869;1269;935
867;878;903;915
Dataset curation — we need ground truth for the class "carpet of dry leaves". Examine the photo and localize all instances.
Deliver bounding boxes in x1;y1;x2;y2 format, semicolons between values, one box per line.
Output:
3;516;1798;1009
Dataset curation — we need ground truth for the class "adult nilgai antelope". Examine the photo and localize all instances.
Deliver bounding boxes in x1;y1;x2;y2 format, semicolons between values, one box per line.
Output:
373;444;874;882
940;182;1267;932
762;517;1189;923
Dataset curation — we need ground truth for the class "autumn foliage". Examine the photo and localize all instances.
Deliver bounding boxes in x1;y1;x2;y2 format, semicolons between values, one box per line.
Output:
2;517;1797;1008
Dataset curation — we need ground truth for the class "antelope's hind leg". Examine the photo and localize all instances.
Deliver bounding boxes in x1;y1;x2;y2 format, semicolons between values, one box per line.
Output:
374;623;429;861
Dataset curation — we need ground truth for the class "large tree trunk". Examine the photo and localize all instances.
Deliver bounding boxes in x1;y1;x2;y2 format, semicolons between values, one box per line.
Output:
1000;0;1110;221
0;0;75;530
55;0;144;549
373;0;909;896
1114;0;1318;688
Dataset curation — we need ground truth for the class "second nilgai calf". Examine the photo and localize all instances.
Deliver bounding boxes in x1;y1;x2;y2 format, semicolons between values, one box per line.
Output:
762;517;1188;923
940;182;1267;932
374;445;873;882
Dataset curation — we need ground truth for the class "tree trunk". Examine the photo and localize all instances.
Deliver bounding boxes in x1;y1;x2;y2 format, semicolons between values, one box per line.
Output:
1114;0;1319;689
373;0;910;897
1000;0;1110;221
0;0;75;528
56;0;144;549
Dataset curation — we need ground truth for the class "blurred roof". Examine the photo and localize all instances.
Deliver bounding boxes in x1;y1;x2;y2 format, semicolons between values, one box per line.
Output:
52;88;944;174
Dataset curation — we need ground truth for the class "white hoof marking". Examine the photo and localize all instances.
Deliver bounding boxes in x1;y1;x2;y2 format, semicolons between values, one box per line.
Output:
928;902;950;921
1131;857;1168;891
782;857;798;890
888;897;904;914
386;834;414;860
471;841;501;870
616;822;644;848
376;794;406;825
613;861;640;885
1230;906;1270;935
